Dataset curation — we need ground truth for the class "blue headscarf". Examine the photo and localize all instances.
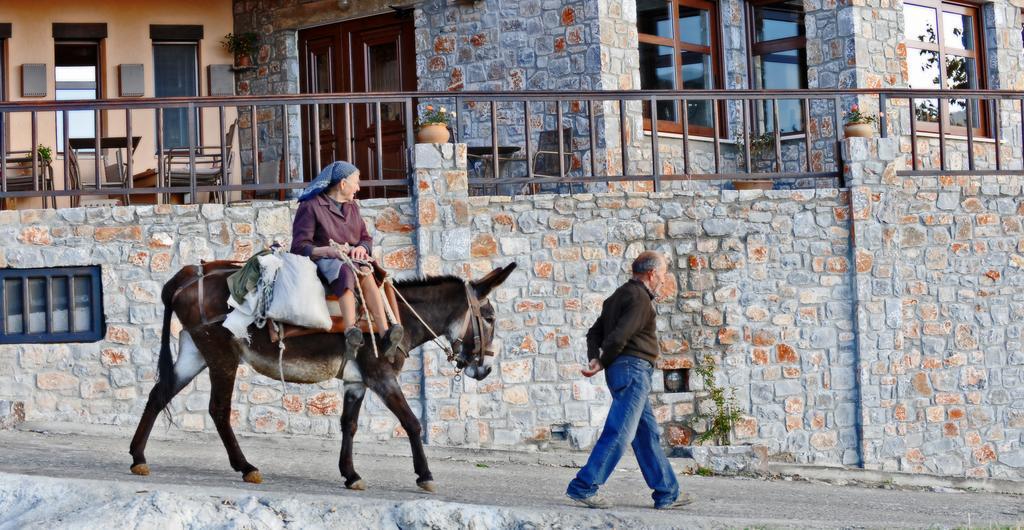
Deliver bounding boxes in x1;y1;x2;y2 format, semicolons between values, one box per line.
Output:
298;161;359;202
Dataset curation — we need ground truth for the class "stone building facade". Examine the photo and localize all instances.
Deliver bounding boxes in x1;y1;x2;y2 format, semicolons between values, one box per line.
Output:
1;0;1023;485
1;142;1021;480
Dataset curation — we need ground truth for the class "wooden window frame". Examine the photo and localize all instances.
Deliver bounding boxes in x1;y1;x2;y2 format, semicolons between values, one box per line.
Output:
638;0;725;138
747;0;808;135
903;0;987;137
0;266;105;344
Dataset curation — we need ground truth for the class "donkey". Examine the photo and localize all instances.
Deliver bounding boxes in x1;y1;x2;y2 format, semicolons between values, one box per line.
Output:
128;260;516;492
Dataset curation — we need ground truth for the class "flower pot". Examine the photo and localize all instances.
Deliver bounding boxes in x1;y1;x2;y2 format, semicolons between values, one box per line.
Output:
416;124;450;144
843;123;873;138
732;179;773;191
234;54;252;68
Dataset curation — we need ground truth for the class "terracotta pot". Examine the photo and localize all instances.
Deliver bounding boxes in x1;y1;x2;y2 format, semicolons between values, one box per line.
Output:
234;54;252;68
416;124;450;144
844;123;874;138
732;179;773;191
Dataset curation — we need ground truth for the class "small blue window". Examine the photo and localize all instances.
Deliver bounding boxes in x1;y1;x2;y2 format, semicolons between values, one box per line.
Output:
0;266;104;343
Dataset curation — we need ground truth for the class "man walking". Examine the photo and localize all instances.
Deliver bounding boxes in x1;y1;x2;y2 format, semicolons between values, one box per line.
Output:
566;251;692;510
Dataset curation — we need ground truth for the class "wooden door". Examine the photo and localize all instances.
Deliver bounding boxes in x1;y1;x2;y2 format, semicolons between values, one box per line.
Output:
299;14;415;197
347;18;415;199
299;26;343;182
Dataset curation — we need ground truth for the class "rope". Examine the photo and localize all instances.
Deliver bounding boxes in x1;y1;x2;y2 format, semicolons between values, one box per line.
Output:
275;320;287;395
387;276;457;363
330;240;380;358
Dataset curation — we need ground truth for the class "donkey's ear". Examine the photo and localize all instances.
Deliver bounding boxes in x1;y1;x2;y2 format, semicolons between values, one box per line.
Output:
472;262;517;299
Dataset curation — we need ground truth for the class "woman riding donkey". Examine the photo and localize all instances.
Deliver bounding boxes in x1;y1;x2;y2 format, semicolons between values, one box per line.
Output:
291;160;403;360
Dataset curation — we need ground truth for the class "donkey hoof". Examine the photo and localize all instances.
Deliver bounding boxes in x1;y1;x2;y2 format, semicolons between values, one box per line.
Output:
417;480;437;493
130;464;150;476
346;479;367;491
243;470;263;484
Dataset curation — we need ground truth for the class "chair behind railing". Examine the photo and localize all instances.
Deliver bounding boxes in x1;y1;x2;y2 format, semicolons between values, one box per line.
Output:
164;119;237;203
1;151;55;209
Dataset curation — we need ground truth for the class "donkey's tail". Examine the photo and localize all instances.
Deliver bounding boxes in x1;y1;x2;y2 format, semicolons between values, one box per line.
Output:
154;276;179;405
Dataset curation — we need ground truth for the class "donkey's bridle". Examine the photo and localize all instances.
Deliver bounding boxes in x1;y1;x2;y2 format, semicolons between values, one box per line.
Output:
449;281;493;361
389;279;492;367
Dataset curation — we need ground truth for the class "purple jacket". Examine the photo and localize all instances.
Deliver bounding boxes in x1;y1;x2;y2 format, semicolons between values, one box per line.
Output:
290;194;372;257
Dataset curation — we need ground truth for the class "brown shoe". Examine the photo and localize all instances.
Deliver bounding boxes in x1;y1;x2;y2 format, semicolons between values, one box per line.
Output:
344;327;364;355
379;324;404;361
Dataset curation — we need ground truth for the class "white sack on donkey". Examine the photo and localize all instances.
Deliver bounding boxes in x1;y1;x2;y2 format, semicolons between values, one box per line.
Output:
266;252;332;330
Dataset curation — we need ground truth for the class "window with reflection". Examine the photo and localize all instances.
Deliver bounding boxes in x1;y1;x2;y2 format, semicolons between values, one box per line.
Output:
154;43;200;149
637;0;722;136
749;0;807;134
55;42;101;152
903;0;985;134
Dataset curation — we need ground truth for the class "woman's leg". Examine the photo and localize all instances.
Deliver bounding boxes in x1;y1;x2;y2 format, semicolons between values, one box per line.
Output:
358;273;390;337
328;278;363;353
340;290;357;329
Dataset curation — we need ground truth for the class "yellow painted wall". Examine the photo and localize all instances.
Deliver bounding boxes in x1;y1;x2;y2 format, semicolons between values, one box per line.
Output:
2;0;239;207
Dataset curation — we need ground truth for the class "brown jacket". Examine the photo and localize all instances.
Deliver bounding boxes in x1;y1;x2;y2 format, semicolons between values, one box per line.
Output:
586;279;660;367
290;194;372;258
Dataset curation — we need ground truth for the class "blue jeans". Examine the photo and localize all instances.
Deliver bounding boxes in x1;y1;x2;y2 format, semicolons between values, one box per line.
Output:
566;355;679;507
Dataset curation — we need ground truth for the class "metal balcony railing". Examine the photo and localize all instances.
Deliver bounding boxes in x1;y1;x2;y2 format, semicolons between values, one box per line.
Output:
0;89;1021;207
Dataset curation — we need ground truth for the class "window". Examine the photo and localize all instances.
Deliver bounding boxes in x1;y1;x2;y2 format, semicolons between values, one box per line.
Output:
903;0;985;134
55;42;100;152
154;42;200;149
749;0;807;134
637;0;722;136
0;266;104;344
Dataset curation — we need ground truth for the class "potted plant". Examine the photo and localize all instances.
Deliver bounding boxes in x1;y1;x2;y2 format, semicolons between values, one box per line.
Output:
416;105;456;144
222;32;258;68
732;132;774;190
35;144;52;166
843;103;877;138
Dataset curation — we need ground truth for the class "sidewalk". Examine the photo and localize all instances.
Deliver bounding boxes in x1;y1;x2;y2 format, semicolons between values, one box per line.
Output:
0;422;1021;529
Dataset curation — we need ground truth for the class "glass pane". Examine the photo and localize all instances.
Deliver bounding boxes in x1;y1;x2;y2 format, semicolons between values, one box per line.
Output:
637;0;673;39
678;6;710;46
755;49;806;89
754;50;807;133
367;42;403;124
4;279;23;334
907;49;940;122
907;49;941;88
55;45;99;151
946;55;979;129
313;51;334;134
72;276;92;333
943;11;974;50
51;277;69;333
948;98;981;128
754;0;805;42
945;55;977;90
681;51;713;128
639;43;677;121
904;4;938;44
27;278;46;334
155;44;200;150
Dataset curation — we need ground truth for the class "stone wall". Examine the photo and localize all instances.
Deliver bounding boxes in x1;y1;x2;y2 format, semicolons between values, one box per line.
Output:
846;137;1024;479
0;141;1020;480
0;198;422;440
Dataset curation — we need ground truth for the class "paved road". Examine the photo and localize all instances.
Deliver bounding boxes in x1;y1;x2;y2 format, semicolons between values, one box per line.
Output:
0;423;1021;529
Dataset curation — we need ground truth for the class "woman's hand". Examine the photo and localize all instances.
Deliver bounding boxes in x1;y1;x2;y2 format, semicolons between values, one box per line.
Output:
350;245;369;261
